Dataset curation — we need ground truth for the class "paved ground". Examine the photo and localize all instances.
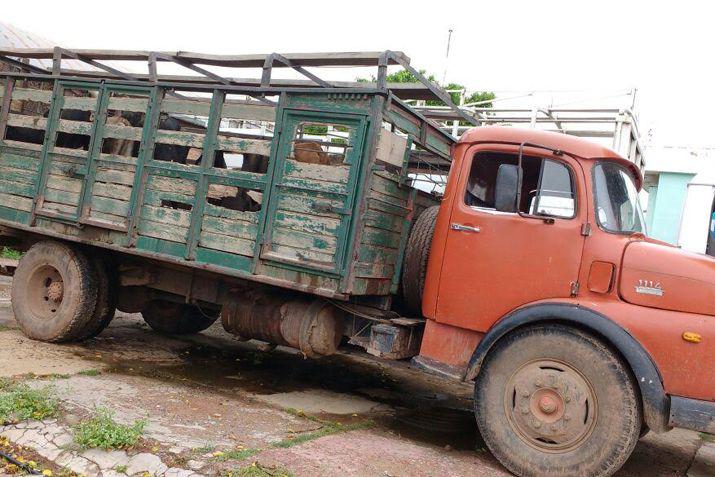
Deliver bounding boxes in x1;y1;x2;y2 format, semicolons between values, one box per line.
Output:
0;277;712;476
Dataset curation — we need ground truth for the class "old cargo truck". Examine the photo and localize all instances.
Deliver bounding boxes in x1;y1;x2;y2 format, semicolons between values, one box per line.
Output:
0;48;713;477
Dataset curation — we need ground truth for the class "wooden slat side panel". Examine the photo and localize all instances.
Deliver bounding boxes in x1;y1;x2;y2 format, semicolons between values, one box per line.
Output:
283;158;349;184
199;232;254;256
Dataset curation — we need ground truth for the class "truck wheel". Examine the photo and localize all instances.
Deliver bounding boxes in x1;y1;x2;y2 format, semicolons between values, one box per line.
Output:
474;324;641;477
402;205;439;315
76;258;117;340
11;241;98;342
141;300;219;334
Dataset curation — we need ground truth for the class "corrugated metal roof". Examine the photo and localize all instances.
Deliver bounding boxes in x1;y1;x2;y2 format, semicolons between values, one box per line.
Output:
0;22;93;70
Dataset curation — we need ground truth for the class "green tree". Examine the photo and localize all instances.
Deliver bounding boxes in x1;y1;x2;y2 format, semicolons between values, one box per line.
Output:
356;69;494;108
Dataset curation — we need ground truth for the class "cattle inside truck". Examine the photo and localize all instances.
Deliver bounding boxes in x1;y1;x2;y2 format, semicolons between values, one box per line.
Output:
0;47;713;477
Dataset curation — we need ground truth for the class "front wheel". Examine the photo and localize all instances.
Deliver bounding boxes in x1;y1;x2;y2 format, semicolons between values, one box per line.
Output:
141;300;219;335
474;324;641;477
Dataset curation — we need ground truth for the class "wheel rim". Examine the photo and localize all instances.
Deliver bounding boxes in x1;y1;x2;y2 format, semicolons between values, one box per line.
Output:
504;359;597;453
27;264;65;319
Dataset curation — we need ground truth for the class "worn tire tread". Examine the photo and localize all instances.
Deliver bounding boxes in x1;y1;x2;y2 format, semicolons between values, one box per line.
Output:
401;205;440;315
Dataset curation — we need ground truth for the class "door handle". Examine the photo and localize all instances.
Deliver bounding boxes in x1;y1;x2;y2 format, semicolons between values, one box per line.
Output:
451;223;481;233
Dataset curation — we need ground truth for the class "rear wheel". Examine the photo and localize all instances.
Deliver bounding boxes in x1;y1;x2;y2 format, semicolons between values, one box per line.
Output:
11;241;98;342
76;258;117;340
474;324;641;477
141;299;219;335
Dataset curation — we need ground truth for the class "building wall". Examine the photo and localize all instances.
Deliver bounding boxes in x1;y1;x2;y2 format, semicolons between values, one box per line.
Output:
646;172;696;244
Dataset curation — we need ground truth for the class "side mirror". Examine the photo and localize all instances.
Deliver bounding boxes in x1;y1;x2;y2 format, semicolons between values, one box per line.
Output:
495;164;519;213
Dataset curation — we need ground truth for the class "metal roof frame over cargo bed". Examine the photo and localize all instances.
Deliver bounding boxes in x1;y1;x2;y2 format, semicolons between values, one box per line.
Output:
0;48;459;299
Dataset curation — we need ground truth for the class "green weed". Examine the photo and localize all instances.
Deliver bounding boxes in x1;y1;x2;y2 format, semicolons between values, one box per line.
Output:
73;407;145;450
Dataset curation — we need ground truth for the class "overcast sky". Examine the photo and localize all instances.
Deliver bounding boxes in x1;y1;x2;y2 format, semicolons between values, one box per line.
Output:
3;0;714;149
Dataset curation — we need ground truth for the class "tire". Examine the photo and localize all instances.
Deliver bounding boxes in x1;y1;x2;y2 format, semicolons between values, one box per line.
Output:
141;300;219;335
474;324;641;477
11;241;98;342
76;258;117;340
401;205;440;315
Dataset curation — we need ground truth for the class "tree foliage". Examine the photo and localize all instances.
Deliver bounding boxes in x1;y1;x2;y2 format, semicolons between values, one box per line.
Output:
356;69;494;109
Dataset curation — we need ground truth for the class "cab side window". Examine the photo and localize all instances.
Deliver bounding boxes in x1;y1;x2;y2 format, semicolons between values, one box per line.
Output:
465;151;575;219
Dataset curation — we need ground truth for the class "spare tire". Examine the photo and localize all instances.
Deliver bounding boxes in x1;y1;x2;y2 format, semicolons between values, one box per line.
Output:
141;300;219;335
401;206;440;315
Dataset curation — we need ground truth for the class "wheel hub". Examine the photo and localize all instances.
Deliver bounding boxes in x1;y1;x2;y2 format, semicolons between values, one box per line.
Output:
46;280;64;302
505;359;597;452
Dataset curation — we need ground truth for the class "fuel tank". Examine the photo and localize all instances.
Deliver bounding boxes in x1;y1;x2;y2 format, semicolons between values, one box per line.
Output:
619;240;715;316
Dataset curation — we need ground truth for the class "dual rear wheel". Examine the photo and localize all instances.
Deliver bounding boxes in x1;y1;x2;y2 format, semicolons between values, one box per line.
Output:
12;241;216;342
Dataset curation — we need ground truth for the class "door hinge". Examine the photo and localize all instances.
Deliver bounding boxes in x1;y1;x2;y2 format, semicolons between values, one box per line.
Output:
570;281;580;296
581;223;592;236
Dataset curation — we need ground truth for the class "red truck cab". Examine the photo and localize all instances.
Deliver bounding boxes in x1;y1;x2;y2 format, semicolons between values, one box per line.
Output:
413;126;715;476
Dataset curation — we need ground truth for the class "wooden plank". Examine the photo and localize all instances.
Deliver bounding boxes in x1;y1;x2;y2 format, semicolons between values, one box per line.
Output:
91;195;130;216
48;161;86;176
281;176;347;195
203;202;259;222
201;215;257;240
155;129;205;148
11;88;52;103
62;96;98;111
1;140;42;152
0;180;34;197
0;165;37;183
107;96;149;113
92;182;132;201
276;191;343;218
268;244;333;264
362;225;402;249
46;174;83;193
146;175;195;195
44;187;80;206
161;98;211;116
364;209;405;233
138;218;188;243
371;172;410;201
199;231;254;256
57;118;93;136
216;135;271;156
143;189;195;208
98;153;138;166
271;226;337;254
103;123;143;141
51;147;88;160
222;101;276;122
284;158;349;184
88;210;127;225
353;261;396;279
96;167;135;186
358;243;398;265
6;113;47;131
141;205;191;228
274;210;340;236
40;201;76;214
0;152;41;171
4;195;33;212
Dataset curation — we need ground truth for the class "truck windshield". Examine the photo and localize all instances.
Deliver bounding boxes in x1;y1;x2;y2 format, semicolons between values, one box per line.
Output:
593;162;646;234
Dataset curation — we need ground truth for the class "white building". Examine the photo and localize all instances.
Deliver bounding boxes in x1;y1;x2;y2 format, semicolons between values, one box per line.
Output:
643;146;715;255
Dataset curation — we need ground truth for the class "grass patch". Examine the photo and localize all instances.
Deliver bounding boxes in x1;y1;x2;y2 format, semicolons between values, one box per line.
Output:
73;407;145;450
700;432;715;442
0;383;58;423
193;443;216;454
213;448;261;461
272;420;373;449
224;463;293;477
114;464;128;474
77;369;101;377
0;247;21;260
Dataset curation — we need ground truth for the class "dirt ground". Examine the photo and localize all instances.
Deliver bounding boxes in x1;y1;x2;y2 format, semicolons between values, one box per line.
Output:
0;277;712;476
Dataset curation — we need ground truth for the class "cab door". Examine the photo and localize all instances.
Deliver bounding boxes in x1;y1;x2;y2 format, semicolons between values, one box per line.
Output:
435;145;586;331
